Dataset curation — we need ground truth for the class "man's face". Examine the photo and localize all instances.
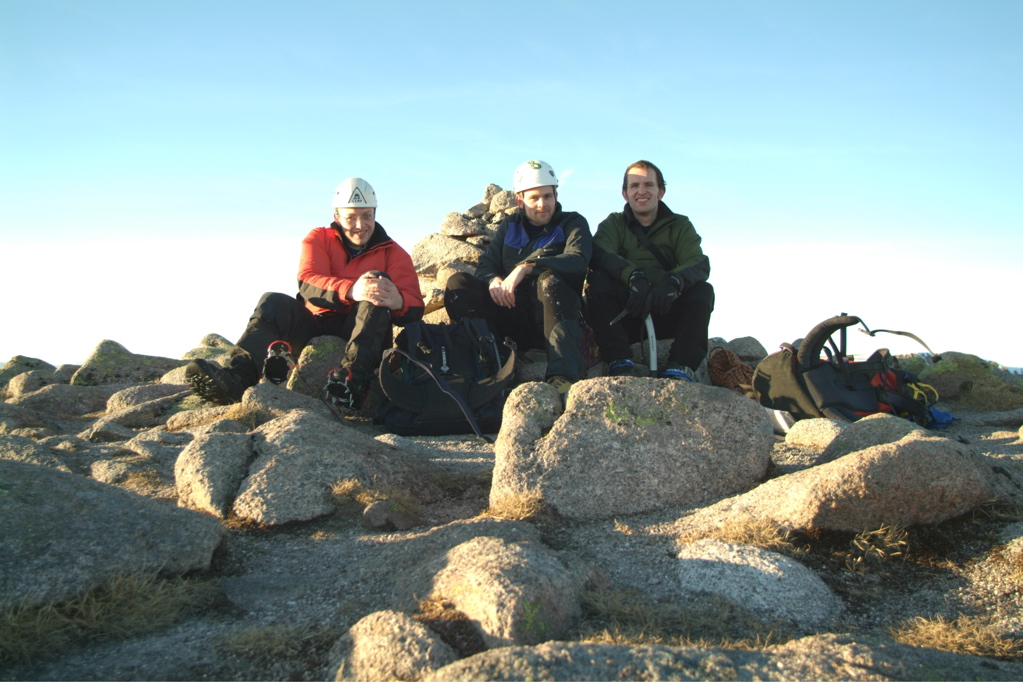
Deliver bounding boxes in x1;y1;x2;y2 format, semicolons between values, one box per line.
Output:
623;167;664;217
335;207;376;247
515;186;557;226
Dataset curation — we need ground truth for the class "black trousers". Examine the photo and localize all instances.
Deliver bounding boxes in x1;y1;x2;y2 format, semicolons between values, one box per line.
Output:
444;270;586;381
585;269;715;371
228;291;393;386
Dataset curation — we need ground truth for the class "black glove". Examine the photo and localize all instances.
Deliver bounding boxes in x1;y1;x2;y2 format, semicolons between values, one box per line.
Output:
649;274;683;316
625;269;650;318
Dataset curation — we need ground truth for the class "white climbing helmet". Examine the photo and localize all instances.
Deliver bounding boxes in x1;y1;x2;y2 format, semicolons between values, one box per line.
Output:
512;160;559;193
332;177;378;209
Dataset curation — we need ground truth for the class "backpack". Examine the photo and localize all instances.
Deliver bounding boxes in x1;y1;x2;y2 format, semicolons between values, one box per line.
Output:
752;314;939;426
374;318;516;440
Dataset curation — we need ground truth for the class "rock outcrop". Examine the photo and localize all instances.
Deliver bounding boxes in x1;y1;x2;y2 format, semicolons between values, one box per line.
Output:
1;459;224;608
491;378;773;519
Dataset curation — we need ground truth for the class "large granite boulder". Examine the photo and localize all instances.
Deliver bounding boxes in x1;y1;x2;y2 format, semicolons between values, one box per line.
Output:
920;351;1023;410
231;409;444;525
671;429;998;538
0;355;55;391
0;460;224;607
8;383;125;417
332;610;457;682
419;536;599;648
175;431;254;518
412;234;484;278
421;633;1023;681
70;340;185;386
491;378;773;520
676;539;843;629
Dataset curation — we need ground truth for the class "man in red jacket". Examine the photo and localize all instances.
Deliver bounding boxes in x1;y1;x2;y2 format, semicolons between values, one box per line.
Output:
186;177;424;411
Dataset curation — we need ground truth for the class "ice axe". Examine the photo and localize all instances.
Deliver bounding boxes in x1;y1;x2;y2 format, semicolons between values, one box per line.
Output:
609;310;658;373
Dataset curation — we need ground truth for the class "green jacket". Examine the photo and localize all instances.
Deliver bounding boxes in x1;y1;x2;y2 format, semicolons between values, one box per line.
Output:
590;202;710;289
475;203;593;294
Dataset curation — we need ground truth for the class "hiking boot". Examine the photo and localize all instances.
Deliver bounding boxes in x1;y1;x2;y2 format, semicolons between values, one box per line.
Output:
186;358;249;404
263;340;295;385
324;366;369;414
658;365;695;382
545;375;575;395
607;358;643;377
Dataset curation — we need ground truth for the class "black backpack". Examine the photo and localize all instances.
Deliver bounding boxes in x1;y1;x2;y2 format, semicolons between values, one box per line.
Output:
752;314;939;425
374;318;516;440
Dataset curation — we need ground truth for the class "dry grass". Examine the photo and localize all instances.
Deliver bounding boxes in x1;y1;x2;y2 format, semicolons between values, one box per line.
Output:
842;524;908;574
0;572;219;665
574;587;791;650
891;613;1023;659
676;517;805;558
969;500;1023;524
331;478;420;515
483;492;555;523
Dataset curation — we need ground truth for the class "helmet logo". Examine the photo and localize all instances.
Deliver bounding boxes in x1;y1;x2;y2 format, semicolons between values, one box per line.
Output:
527;161;542;170
348;188;367;204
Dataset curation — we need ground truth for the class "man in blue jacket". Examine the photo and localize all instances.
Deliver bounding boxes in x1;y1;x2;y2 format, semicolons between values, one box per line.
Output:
445;160;593;395
586;160;714;381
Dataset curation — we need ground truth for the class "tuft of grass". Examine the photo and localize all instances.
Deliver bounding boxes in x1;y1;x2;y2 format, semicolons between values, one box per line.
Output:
842;524;908;574
891;613;1023;659
676;517;806;558
331;478;420;515
573;587;791;650
483;492;556;524
968;500;1023;524
0;572;220;665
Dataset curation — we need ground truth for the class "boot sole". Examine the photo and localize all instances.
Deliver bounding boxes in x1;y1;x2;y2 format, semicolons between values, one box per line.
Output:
186;362;243;405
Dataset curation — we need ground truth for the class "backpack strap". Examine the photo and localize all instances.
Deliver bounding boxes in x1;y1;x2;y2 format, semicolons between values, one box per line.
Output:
858;324;938;358
629;223;673;272
379;347;494;443
402;321;425;353
464;317;517;388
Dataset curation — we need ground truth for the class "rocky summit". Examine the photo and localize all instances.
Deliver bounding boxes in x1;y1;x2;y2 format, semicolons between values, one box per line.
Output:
3;187;1023;681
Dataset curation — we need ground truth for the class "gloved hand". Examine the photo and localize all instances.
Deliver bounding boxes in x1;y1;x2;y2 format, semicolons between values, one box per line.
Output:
625;270;650;318
649;274;683;316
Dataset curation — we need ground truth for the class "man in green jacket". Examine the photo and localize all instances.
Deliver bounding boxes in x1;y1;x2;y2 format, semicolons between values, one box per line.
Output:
586;160;714;381
445;160;593;394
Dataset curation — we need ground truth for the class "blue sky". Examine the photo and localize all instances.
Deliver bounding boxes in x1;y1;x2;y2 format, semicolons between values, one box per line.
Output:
2;1;1021;369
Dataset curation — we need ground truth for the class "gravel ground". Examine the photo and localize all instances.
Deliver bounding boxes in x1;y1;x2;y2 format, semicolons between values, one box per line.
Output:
3;415;1022;681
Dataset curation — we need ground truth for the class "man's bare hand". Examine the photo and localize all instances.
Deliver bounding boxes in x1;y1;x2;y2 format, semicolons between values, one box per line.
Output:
488;263;533;308
351;272;404;310
488;277;513;308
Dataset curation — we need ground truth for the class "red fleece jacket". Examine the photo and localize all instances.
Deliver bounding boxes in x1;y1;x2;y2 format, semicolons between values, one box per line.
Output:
297;222;424;324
